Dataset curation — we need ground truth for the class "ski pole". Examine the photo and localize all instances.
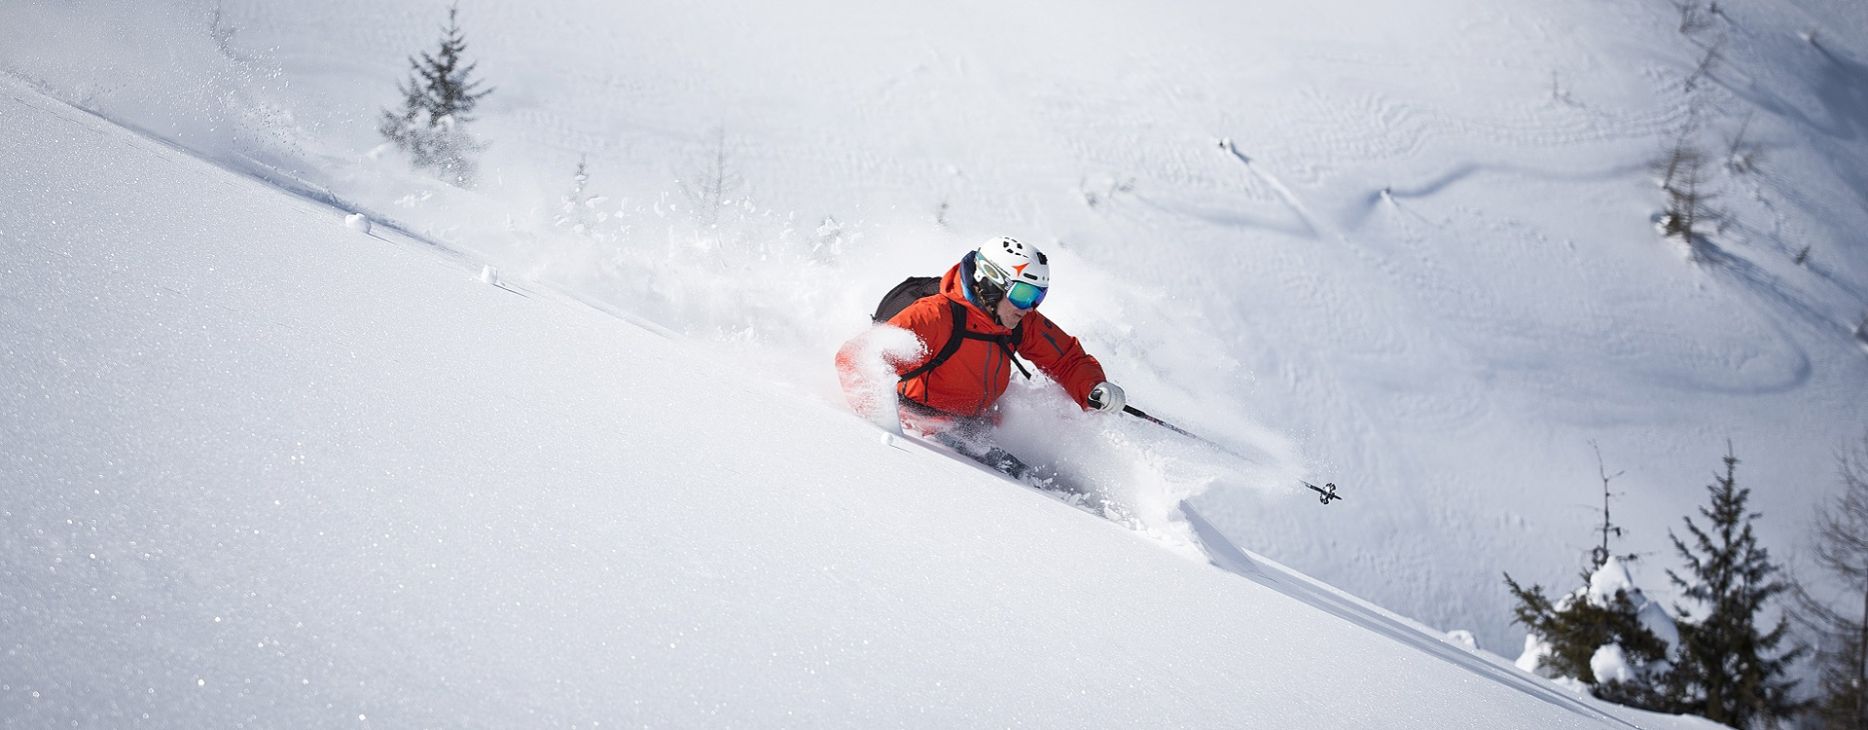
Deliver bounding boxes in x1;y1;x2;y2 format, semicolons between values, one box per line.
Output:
1120;405;1345;506
1120;405;1208;443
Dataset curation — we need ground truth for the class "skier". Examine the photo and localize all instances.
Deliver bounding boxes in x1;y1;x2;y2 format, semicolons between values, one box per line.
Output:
835;237;1126;483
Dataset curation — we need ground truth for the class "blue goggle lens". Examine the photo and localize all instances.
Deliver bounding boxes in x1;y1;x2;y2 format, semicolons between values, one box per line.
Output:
1006;281;1047;310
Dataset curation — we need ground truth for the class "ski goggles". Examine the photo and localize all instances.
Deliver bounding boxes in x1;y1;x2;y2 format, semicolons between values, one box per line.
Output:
977;255;1048;309
1005;280;1047;310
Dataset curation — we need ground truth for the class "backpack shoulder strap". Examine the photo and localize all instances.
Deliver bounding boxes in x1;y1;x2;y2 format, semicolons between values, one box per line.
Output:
898;301;1032;382
1002;324;1032;379
898;300;970;383
966;322;1030;379
987;321;1031;379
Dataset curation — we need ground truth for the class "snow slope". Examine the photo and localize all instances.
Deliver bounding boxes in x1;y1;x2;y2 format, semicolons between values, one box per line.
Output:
4;0;1865;694
0;78;1732;728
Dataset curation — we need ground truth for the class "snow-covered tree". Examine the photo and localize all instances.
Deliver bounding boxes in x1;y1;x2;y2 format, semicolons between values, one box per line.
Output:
1666;444;1806;727
1507;445;1679;710
377;3;494;187
555;155;610;235
1507;557;1678;708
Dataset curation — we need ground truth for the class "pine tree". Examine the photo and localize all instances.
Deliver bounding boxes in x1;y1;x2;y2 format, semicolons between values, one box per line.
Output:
377;3;494;187
1504;444;1674;711
1794;432;1868;729
1506;563;1674;710
1507;575;1668;679
1665;443;1807;727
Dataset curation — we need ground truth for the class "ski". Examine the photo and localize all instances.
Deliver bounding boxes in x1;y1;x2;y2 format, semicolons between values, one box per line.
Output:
879;429;1131;521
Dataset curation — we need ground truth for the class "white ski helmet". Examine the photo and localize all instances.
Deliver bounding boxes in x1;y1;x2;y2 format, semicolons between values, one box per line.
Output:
978;237;1053;289
972;236;1050;309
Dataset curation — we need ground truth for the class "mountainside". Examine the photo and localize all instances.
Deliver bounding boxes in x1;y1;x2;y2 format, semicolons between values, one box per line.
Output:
3;0;1865;719
0;77;1730;728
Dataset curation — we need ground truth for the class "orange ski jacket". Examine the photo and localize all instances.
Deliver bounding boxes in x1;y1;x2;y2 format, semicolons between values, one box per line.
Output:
836;261;1107;419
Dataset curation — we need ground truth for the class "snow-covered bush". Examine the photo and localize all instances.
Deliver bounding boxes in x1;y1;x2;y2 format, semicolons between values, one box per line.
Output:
1507;557;1679;708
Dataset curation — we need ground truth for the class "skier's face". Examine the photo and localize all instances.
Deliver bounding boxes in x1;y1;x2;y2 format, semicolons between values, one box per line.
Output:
996;297;1029;328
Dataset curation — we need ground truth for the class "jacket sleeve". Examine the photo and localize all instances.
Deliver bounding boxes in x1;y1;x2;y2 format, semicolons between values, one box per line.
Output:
832;298;947;415
1016;313;1107;409
880;298;953;376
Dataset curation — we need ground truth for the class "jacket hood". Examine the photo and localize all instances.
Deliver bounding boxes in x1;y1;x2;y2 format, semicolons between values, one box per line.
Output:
939;254;1012;333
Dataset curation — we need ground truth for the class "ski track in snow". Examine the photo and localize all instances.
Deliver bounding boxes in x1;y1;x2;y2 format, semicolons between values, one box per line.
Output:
1178;505;1644;730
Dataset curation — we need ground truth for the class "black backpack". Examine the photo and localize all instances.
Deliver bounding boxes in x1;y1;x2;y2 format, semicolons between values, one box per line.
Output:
871;276;943;324
871;276;1030;383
